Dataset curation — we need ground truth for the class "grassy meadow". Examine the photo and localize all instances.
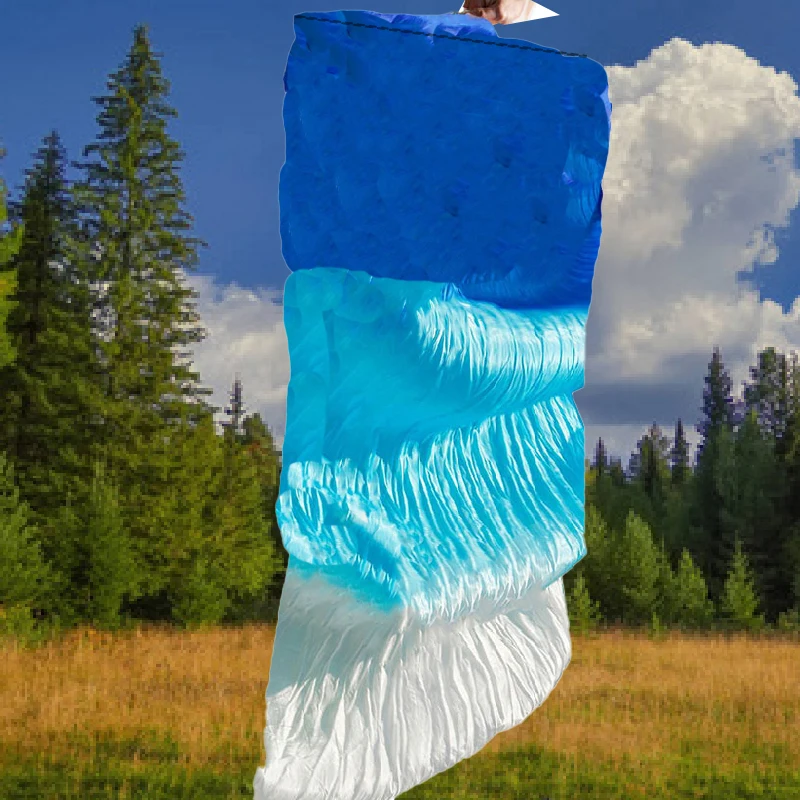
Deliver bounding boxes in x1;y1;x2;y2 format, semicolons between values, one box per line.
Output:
0;625;798;799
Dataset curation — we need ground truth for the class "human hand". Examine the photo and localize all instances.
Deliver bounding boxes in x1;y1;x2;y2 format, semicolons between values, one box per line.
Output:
458;0;557;25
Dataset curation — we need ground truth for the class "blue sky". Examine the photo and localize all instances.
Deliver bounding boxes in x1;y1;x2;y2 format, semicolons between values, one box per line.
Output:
2;0;800;460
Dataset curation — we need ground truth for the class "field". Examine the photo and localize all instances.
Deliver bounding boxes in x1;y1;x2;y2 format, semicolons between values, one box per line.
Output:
0;625;798;799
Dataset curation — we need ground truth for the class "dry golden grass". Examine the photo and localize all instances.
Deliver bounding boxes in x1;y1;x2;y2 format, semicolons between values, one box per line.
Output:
0;624;276;771
0;625;797;778
487;629;800;776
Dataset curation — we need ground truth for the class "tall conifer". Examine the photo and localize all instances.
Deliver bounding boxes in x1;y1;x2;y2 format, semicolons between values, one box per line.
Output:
0;131;100;528
71;23;215;483
71;25;217;599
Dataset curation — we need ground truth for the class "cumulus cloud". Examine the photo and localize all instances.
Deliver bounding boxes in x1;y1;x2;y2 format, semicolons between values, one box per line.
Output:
189;275;290;446
188;38;800;463
582;37;800;461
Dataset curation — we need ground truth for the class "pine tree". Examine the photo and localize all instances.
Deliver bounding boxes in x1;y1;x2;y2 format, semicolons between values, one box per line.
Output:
593;437;608;478
567;571;602;634
207;416;281;621
580;504;613;618
71;22;215;480
241;411;286;610
668;549;714;629
222;373;245;493
743;347;791;451
71;25;218;602
728;408;785;620
780;351;800;613
144;409;280;627
0;131;101;529
608;457;625;488
653;538;677;626
170;549;229;629
691;347;737;600
629;422;671;529
122;404;220;621
218;378;285;618
0;452;51;609
617;511;662;626
670;418;690;486
587;441;637;541
84;460;136;628
720;538;764;632
697;347;737;448
224;374;246;440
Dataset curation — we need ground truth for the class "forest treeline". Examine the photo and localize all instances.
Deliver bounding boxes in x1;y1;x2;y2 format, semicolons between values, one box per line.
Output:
1;25;799;642
0;25;287;638
569;345;800;634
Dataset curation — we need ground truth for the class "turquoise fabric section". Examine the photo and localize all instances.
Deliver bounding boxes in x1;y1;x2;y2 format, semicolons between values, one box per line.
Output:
275;10;610;620
280;268;587;622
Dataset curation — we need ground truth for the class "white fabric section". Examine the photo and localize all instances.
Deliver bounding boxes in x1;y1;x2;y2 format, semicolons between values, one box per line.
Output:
254;561;571;800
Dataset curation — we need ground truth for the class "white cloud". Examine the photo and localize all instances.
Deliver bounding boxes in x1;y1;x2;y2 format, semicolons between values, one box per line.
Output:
582;38;800;460
188;37;800;463
189;275;290;445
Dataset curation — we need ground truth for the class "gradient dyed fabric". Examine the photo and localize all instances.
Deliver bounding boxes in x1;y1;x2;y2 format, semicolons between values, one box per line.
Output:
254;11;611;800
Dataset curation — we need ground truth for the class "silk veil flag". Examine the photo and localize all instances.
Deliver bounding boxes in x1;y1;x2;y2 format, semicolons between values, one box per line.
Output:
254;11;611;799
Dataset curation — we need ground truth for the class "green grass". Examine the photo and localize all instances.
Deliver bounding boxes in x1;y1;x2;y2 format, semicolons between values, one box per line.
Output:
1;739;797;799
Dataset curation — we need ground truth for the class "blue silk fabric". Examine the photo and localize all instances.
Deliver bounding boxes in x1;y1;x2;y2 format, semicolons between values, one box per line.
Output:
255;11;610;800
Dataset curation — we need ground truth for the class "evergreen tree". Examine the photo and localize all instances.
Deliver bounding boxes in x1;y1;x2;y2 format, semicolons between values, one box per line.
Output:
566;570;602;634
217;377;285;618
691;347;737;600
653;538;677;626
743;347;791;452
222;373;245;494
585;507;663;626
241;411;286;609
617;511;662;626
661;418;694;562
592;437;608;478
668;548;714;630
727;408;786;620
0;131;101;530
35;490;85;627
580;504;614;617
783;352;800;611
670;418;690;487
720;538;764;632
629;422;671;528
224;374;246;441
84;460;136;628
587;438;646;543
119;407;281;626
0;452;51;612
660;483;693;566
608;457;625;488
704;422;741;598
71;22;215;477
697;347;737;447
0;146;23;370
71;24;218;601
171;555;229;629
208;415;281;621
